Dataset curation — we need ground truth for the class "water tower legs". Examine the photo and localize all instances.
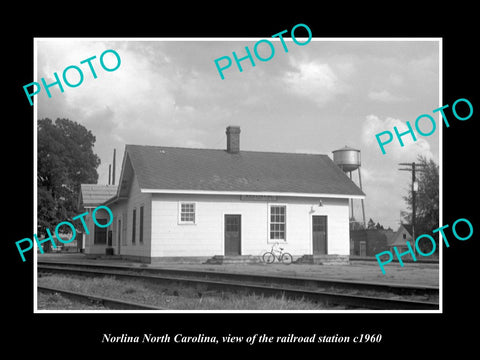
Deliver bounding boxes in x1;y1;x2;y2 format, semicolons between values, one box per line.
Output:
358;167;366;227
349;171;355;220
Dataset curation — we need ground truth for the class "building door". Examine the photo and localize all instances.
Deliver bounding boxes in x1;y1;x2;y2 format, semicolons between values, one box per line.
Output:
360;241;367;257
312;215;327;255
225;215;241;256
107;230;113;247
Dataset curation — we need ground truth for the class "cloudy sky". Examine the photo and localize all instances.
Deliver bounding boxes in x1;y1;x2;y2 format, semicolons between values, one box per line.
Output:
36;38;440;229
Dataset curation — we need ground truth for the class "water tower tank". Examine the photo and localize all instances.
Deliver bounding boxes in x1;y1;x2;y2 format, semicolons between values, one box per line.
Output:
332;146;361;172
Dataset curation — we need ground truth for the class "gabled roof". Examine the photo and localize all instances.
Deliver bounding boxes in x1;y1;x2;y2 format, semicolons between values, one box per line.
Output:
79;184;118;208
387;224;414;247
401;224;413;236
115;144;365;198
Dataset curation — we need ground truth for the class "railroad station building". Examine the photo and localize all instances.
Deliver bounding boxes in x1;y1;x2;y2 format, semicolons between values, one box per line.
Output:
79;126;365;263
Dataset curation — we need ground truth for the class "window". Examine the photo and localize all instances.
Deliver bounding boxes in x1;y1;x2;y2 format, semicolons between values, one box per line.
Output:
139;206;144;244
132;208;136;244
179;202;196;224
94;218;108;245
403;233;407;240
270;205;286;241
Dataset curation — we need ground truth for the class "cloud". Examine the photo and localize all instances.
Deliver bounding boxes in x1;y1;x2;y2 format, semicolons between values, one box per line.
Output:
36;40;184;183
294;148;323;155
358;112;439;229
37;40;176;121
368;89;408;103
282;59;348;107
389;73;404;87
362;114;433;161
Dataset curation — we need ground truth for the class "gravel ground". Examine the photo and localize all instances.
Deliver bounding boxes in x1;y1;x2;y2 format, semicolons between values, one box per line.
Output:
159;262;439;286
38;253;440;286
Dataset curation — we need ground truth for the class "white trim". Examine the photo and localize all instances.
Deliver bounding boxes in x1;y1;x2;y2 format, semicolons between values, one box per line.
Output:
141;188;365;199
33;37;441;315
177;201;197;225
35;37;442;42
267;203;287;244
437;37;443;313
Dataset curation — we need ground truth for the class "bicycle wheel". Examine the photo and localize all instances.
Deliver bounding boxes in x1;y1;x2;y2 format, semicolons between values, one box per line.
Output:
262;252;275;264
281;252;293;265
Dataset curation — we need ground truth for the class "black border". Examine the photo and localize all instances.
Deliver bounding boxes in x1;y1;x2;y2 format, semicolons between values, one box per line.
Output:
7;5;478;355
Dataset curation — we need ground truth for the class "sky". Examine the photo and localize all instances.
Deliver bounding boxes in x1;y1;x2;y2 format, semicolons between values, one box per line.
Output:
36;38;440;230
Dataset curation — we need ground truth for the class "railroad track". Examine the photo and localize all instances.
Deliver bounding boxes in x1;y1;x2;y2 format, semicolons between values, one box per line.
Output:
38;285;164;310
38;261;439;310
350;256;439;264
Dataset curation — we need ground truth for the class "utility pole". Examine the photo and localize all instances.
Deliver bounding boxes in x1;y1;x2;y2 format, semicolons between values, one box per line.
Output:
399;162;426;254
112;148;116;185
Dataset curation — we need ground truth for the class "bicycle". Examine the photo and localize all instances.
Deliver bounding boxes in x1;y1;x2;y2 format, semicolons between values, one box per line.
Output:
262;242;293;265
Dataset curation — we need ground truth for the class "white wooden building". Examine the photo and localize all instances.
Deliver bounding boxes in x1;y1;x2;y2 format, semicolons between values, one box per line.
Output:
77;184;118;253
80;126;365;263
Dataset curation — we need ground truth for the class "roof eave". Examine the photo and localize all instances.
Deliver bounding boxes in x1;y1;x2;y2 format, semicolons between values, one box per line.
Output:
140;188;365;199
103;194;128;207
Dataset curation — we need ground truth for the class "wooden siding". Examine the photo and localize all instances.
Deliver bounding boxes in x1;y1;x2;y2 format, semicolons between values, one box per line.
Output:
150;194;350;257
86;189;350;259
86;173;152;257
113;173;151;257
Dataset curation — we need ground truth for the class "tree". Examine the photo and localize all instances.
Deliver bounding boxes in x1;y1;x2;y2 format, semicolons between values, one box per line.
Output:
401;155;439;253
37;118;100;235
367;218;376;229
350;217;365;230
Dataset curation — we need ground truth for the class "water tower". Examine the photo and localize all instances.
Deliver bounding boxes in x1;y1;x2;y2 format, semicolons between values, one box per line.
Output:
332;146;366;228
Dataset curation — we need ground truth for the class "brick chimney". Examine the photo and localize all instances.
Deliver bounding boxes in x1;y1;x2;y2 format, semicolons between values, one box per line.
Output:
226;126;241;154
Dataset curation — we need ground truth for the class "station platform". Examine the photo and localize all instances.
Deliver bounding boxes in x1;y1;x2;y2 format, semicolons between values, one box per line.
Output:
37;253;440;287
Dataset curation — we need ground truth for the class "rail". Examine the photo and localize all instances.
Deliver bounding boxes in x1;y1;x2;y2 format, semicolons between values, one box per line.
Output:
38;261;439;310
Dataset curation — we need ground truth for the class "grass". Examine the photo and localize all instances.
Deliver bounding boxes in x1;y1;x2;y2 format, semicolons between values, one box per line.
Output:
38;292;107;310
37;274;343;311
